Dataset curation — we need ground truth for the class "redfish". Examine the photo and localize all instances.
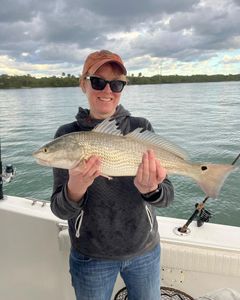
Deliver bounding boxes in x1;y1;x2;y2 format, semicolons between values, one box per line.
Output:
33;118;237;198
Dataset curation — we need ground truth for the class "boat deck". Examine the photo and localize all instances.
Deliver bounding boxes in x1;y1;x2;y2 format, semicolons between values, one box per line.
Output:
1;195;240;299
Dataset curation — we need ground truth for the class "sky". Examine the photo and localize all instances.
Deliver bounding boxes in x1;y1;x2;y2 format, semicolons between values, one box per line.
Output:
0;0;240;77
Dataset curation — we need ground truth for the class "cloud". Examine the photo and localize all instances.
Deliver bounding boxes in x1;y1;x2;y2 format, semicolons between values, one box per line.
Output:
222;54;240;64
77;0;198;22
0;0;239;75
0;0;55;23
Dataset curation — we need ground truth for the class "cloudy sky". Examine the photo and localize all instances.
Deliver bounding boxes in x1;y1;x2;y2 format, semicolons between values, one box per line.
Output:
0;0;240;77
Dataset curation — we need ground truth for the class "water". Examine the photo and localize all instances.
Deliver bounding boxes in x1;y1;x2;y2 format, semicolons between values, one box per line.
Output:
0;82;239;226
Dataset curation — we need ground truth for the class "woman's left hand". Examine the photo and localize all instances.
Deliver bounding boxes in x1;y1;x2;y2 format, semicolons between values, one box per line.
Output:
134;149;167;194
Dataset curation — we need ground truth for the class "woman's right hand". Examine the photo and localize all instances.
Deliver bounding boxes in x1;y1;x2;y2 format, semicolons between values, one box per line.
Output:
67;155;101;202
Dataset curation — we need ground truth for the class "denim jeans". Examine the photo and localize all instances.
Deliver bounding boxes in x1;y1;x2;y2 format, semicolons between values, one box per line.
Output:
69;244;161;300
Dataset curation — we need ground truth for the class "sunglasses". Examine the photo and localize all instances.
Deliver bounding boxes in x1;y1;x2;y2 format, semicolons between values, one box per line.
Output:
85;76;126;93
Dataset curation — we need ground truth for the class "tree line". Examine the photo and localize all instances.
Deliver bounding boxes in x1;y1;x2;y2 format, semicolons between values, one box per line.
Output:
0;73;240;89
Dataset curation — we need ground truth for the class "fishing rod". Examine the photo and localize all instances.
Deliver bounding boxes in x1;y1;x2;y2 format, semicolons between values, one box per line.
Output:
178;152;240;233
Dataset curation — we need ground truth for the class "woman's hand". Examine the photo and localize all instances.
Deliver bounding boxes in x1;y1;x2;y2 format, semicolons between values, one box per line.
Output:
67;155;101;202
134;149;167;194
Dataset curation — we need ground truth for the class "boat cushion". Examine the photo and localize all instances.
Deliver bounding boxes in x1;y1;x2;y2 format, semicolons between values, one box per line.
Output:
197;288;240;300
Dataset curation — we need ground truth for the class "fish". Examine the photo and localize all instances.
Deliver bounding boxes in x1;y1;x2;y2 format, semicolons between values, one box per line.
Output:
32;118;238;199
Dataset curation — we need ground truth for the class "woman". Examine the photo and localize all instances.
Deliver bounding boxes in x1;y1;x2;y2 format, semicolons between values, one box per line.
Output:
51;49;174;300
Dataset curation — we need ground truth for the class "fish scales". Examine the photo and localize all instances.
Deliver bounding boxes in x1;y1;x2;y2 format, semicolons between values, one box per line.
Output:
79;131;187;177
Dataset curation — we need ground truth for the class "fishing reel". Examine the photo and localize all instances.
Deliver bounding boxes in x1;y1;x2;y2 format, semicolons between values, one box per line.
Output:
178;200;213;233
195;204;212;227
1;164;16;183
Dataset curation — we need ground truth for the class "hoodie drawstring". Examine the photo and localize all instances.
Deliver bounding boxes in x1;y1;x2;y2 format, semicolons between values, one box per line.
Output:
75;210;84;238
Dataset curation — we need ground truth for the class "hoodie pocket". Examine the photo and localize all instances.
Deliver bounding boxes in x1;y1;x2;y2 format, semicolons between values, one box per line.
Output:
145;205;153;232
75;210;84;238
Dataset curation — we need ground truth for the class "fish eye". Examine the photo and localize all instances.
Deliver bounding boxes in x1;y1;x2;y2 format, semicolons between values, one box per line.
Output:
43;148;48;153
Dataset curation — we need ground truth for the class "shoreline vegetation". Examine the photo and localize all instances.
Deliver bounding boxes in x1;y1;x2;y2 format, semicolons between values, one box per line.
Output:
0;73;240;89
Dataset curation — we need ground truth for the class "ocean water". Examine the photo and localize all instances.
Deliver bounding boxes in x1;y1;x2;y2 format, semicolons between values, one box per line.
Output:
0;82;239;226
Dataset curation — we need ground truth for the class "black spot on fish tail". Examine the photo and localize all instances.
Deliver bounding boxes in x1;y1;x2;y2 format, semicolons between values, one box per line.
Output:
201;165;208;171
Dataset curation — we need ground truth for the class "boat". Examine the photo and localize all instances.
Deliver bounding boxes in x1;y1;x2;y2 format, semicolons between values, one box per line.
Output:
1;194;240;300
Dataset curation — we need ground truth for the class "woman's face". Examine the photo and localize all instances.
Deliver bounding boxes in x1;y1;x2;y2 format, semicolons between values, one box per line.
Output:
82;63;126;119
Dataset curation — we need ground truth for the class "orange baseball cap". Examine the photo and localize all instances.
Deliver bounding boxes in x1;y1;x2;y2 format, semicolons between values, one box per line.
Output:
81;50;127;77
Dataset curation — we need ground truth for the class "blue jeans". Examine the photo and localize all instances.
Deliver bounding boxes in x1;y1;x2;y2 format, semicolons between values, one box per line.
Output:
69;244;161;300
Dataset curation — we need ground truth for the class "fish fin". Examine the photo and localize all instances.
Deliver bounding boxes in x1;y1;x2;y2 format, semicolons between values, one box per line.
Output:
126;129;189;160
195;164;238;198
92;118;122;136
93;117;189;159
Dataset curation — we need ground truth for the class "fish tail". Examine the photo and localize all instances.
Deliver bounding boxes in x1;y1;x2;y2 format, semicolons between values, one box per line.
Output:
194;163;238;199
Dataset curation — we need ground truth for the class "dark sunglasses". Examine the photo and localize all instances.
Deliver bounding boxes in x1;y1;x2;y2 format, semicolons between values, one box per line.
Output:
85;76;126;93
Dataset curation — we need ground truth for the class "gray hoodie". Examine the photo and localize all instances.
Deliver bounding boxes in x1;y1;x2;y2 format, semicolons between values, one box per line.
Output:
50;105;174;260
